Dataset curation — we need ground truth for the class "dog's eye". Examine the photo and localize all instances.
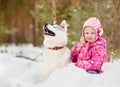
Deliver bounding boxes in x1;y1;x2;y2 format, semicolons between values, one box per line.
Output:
53;26;56;28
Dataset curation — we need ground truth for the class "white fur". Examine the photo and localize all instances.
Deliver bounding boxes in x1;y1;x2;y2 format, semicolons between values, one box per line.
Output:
42;20;70;79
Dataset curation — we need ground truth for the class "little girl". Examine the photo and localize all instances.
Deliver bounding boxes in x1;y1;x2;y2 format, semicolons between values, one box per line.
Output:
70;17;108;74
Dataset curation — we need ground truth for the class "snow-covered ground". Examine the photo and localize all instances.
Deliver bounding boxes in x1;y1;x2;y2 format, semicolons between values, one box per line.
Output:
0;44;120;87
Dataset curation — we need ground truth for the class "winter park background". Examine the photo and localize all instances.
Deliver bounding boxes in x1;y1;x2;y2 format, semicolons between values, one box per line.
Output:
0;44;120;87
0;0;120;87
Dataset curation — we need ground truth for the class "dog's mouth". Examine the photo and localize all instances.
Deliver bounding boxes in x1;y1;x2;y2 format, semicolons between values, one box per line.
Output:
43;24;55;36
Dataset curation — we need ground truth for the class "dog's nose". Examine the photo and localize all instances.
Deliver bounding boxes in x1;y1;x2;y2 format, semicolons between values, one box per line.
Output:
44;23;48;27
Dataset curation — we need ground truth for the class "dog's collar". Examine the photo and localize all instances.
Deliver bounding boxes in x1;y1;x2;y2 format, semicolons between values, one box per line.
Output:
49;46;64;50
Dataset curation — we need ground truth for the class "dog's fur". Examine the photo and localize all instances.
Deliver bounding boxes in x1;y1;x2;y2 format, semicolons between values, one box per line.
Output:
41;20;70;78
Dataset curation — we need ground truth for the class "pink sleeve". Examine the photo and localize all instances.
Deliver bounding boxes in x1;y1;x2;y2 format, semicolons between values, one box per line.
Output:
75;45;107;71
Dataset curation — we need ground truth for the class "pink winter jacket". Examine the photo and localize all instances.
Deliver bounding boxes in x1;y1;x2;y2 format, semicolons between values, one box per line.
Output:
70;37;107;73
70;17;108;73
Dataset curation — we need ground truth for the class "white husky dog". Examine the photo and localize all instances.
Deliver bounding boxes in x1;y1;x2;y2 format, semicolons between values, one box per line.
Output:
41;20;70;78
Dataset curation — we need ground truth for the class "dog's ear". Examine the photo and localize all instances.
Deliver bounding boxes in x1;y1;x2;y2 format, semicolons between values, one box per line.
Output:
60;20;67;31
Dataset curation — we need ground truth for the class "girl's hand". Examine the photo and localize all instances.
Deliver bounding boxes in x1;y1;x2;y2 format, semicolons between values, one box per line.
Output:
77;45;81;51
77;37;85;51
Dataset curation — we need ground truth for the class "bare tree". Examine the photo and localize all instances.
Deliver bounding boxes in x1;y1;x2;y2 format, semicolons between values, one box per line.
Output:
47;0;57;23
31;0;41;46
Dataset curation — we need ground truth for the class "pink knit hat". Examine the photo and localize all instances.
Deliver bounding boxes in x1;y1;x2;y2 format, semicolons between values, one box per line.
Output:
83;17;103;37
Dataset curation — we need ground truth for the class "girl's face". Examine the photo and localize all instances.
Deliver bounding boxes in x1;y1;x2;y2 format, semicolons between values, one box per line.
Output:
84;27;96;42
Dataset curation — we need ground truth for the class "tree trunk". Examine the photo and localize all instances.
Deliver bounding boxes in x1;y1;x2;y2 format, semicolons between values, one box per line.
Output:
32;0;41;46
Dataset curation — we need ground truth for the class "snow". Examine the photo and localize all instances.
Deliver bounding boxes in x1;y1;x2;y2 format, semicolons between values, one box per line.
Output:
0;44;120;87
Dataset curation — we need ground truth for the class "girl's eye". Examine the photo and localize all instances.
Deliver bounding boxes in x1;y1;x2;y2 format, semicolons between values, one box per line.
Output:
85;32;89;34
91;32;95;34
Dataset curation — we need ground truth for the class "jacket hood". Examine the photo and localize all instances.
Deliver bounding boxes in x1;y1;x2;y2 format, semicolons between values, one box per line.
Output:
82;17;103;40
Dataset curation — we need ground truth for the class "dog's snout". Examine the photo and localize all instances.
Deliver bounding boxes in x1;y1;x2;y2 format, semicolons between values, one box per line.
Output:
44;23;48;27
44;23;48;33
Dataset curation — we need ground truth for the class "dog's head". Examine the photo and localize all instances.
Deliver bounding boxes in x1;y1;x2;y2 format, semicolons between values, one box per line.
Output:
43;20;68;48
